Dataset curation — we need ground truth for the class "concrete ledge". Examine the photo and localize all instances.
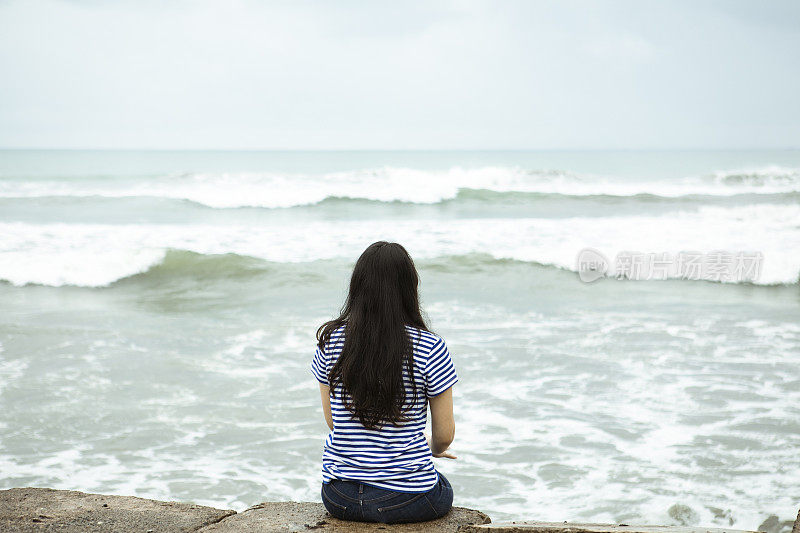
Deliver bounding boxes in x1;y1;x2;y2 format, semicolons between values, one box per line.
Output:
462;522;760;533
3;487;797;533
0;487;235;532
0;487;491;532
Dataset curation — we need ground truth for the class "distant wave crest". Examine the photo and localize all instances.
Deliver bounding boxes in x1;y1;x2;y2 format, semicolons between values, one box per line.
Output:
711;166;800;188
1;165;799;209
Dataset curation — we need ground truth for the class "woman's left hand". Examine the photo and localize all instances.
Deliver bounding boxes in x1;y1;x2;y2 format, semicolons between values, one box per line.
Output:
424;431;457;459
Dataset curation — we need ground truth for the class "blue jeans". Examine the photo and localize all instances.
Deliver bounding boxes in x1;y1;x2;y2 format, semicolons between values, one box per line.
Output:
320;472;454;524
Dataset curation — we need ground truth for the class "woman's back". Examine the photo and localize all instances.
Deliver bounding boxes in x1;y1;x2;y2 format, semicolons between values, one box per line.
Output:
311;323;458;492
312;241;457;524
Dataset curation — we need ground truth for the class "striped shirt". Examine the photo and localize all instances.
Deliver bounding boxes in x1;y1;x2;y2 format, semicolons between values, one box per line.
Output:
310;324;458;493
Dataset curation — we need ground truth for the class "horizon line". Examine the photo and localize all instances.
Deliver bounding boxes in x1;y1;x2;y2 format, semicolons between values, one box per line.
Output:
2;147;800;152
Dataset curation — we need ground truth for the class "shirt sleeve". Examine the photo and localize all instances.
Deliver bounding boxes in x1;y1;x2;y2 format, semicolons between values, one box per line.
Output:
425;337;458;398
310;345;329;385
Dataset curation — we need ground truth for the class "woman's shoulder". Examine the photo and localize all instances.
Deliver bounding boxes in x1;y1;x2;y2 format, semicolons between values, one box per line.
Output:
404;325;445;352
320;324;347;353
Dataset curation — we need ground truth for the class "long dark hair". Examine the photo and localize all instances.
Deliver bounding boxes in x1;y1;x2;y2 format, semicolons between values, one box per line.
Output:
316;241;429;429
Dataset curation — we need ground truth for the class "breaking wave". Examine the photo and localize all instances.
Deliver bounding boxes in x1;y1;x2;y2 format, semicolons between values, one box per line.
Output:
1;202;798;287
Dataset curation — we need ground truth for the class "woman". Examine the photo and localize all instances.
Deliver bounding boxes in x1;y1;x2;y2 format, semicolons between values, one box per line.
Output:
310;241;458;524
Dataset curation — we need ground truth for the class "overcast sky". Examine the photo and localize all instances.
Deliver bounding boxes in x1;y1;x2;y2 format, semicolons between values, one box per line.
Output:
0;0;798;150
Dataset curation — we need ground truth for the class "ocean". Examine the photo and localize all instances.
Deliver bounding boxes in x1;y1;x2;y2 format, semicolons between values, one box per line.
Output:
0;149;798;529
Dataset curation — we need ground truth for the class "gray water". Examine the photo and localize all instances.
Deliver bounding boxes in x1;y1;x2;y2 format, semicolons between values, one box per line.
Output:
0;150;798;528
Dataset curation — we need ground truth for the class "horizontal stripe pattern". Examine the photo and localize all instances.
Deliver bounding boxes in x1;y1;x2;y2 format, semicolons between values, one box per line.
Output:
311;324;458;492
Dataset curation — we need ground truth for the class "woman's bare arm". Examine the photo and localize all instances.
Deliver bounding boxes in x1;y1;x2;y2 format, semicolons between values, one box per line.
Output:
319;382;333;431
428;386;456;459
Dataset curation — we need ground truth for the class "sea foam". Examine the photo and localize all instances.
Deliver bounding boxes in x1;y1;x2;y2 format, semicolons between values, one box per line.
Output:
1;203;797;287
